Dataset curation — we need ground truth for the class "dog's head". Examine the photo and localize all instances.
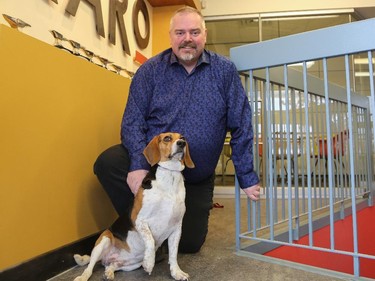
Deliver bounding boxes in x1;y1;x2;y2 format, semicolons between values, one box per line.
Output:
143;132;195;168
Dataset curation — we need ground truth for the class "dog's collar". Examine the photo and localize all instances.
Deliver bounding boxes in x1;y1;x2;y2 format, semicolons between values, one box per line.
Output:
157;161;185;172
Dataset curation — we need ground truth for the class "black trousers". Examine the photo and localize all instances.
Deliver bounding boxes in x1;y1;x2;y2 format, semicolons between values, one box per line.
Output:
93;144;214;253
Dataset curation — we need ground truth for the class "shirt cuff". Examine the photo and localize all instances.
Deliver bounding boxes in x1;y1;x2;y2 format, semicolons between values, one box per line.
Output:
239;171;260;189
129;154;151;172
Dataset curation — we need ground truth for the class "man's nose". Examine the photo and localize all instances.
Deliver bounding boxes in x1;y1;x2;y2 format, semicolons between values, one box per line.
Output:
183;32;192;41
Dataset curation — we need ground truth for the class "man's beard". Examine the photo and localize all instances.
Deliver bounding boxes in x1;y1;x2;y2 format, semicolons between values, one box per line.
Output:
178;43;197;62
179;52;195;62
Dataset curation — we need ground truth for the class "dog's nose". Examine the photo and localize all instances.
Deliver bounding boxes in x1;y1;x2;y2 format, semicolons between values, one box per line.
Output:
177;140;186;148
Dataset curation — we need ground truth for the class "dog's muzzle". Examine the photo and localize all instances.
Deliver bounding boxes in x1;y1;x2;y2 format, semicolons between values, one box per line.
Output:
169;139;186;159
176;139;186;149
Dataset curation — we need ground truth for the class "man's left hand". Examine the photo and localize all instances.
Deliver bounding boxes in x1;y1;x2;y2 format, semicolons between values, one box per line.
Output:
243;184;261;201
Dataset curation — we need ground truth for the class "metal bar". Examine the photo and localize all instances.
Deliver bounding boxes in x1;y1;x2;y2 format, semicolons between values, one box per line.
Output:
310;94;317;211
240;236;375;260
245;74;253;234
302;61;313;247
370;51;375;152
254;79;264;227
345;54;360;277
250;68;369;108
265;68;275;240
366;51;374;207
235;175;241;251
271;83;278;224
277;84;286;220
248;70;260;237
293;88;301;241
247;198;251;234
314;95;328;207
283;64;293;232
323;57;336;250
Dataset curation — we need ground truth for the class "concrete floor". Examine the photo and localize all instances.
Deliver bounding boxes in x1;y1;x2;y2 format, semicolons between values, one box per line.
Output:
49;194;347;281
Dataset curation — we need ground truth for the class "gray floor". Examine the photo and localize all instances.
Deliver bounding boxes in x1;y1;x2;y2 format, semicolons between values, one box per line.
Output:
50;195;347;281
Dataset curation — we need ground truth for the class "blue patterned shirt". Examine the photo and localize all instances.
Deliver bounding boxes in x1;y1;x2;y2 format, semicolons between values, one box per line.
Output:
121;48;259;189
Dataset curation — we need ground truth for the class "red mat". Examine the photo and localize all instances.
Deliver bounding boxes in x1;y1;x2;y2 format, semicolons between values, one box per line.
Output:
265;206;375;278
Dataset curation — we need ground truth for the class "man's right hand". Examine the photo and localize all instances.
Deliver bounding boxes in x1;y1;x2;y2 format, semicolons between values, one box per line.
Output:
127;169;148;194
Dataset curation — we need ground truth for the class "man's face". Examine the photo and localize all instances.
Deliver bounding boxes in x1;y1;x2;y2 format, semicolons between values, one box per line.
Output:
169;12;207;65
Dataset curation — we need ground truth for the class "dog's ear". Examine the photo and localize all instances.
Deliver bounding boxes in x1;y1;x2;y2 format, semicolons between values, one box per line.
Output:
183;141;195;168
143;135;161;166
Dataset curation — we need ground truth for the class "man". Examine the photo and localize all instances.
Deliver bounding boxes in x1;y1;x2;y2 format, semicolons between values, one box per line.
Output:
94;6;260;253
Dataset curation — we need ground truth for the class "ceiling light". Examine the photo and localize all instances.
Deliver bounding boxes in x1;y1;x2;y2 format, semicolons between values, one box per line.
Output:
260;15;339;22
204;9;354;22
354;58;375;64
289;61;315;68
354;72;374;77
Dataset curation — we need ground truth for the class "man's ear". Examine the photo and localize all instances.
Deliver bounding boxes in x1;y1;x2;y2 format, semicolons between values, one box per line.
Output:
143;135;161;166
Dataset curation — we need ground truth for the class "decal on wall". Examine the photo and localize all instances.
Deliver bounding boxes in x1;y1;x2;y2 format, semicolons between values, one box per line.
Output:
109;0;130;55
48;29;136;78
66;0;105;38
134;50;148;65
133;0;150;49
50;0;150;55
2;14;31;30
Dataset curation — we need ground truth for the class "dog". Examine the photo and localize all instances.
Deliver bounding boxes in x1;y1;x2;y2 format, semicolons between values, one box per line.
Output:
73;132;194;281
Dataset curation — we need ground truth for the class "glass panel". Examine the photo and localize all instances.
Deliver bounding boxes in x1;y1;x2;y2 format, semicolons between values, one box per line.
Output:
206;19;259;58
262;14;351;40
205;14;354;58
353;52;375;96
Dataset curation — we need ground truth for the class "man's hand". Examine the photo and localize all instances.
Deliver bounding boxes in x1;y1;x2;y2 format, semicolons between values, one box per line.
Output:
243;184;261;201
127;169;148;195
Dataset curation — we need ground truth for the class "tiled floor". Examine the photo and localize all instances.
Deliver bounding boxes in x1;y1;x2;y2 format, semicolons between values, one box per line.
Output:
50;195;344;281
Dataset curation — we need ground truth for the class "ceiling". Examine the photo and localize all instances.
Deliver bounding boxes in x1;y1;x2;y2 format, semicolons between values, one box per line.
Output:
147;0;199;8
205;8;375;57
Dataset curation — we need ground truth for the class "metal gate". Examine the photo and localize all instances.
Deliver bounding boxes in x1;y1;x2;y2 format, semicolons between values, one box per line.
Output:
230;18;375;278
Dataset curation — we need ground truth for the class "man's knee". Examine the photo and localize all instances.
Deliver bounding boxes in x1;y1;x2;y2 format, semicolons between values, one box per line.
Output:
93;144;127;177
93;149;108;177
179;236;206;253
93;144;132;216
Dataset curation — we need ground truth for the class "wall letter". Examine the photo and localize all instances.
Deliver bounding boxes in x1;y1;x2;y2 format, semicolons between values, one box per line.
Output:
132;0;150;49
66;0;105;38
109;0;130;55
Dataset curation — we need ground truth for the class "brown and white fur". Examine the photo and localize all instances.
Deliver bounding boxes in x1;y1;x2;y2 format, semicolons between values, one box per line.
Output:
73;132;194;281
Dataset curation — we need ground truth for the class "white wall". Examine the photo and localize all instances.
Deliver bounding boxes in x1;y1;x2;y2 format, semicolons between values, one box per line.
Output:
0;0;152;74
201;0;375;17
3;1;374;74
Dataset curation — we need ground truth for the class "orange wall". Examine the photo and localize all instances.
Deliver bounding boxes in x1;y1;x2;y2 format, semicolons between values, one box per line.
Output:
0;25;126;270
152;5;184;55
0;3;200;271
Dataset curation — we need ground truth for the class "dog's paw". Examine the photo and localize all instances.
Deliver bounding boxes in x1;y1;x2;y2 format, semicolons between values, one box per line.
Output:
171;268;189;280
142;261;154;274
142;258;155;274
104;267;115;280
74;254;90;266
73;276;87;281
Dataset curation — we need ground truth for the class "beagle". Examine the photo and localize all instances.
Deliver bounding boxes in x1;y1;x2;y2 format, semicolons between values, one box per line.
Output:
73;132;194;281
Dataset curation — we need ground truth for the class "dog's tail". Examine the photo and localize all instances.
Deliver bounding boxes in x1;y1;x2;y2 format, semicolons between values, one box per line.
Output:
73;254;91;266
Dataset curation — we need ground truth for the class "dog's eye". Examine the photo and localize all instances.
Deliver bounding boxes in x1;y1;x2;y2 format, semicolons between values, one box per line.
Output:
163;136;172;142
180;136;186;141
